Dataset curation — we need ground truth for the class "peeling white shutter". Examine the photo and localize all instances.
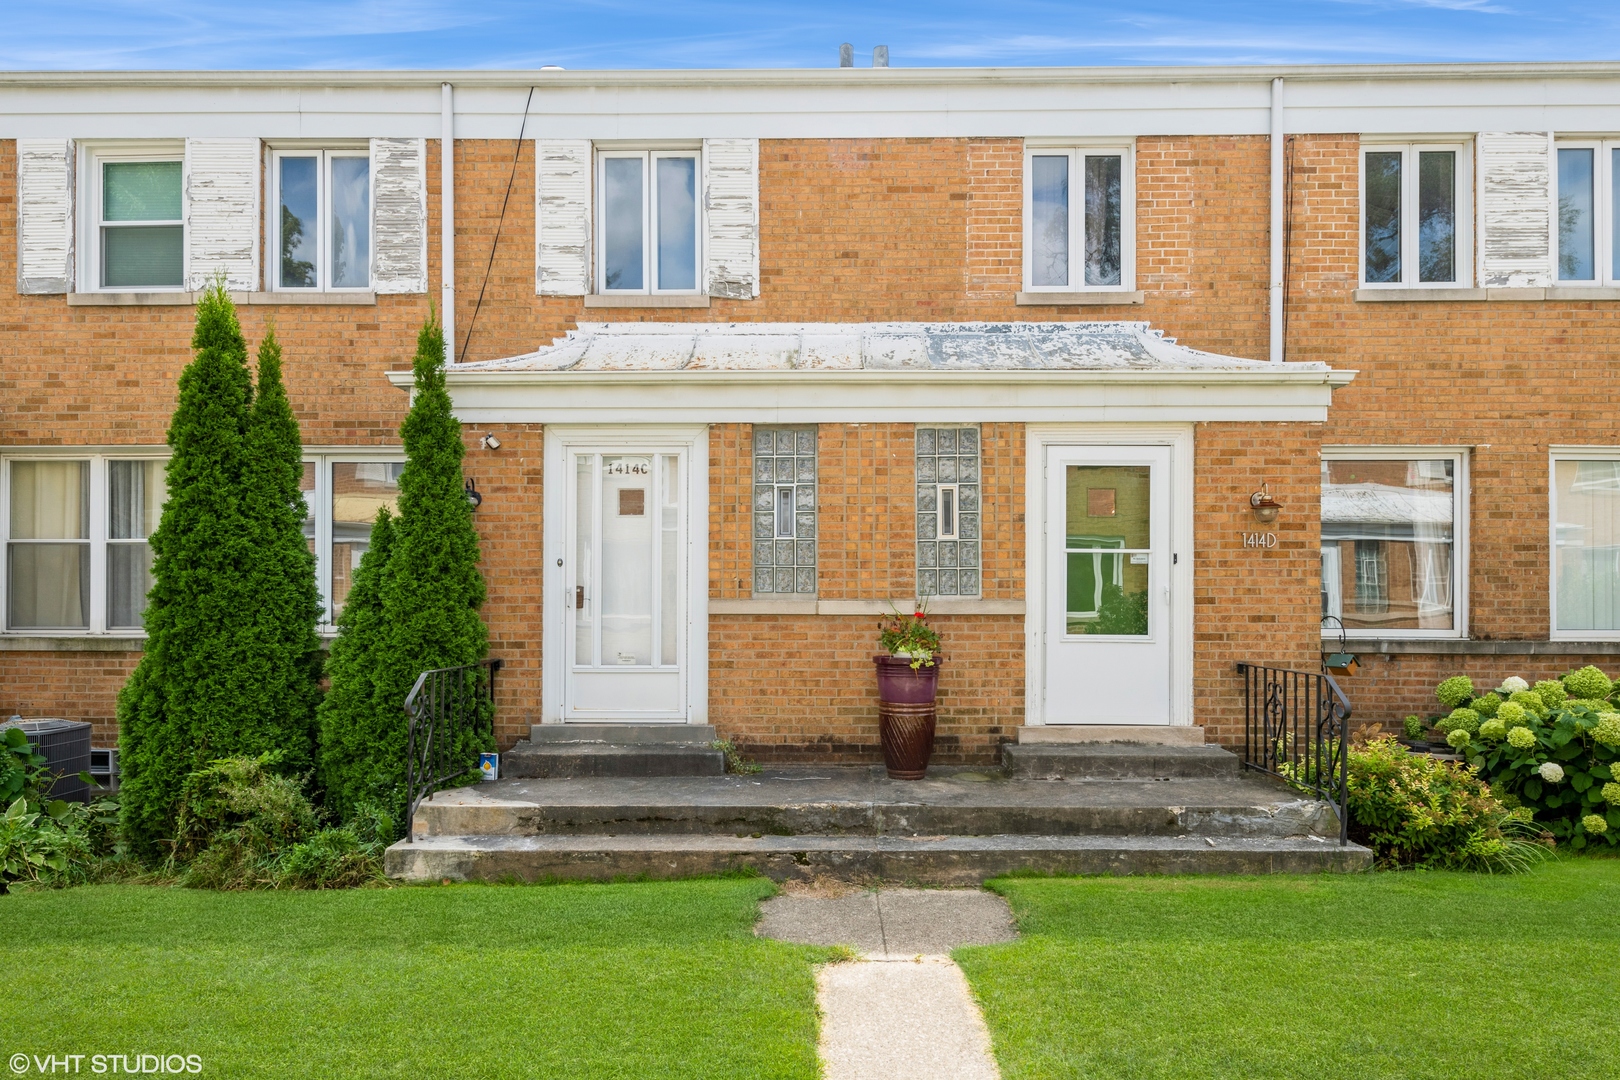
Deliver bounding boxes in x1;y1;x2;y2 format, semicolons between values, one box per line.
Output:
16;139;74;294
1477;132;1552;289
372;137;428;294
536;139;592;296
184;138;259;291
703;138;759;299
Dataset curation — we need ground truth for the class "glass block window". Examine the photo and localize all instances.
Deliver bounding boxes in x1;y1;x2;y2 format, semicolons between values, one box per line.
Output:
752;427;816;595
917;427;981;598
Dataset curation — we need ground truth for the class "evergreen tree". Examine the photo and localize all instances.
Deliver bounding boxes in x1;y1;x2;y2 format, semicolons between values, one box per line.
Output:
118;284;256;858
369;315;490;810
238;325;324;776
316;507;397;819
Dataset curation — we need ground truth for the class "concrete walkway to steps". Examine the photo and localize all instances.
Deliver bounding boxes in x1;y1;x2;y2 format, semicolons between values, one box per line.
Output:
760;886;1014;1080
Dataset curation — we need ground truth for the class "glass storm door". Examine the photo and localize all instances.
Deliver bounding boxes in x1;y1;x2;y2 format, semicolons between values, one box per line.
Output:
565;449;687;720
1044;445;1172;724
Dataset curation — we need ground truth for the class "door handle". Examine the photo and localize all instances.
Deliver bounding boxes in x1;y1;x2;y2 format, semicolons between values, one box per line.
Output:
575;586;585;609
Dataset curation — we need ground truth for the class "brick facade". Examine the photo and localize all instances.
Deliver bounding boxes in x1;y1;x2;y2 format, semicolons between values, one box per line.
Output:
5;108;1616;761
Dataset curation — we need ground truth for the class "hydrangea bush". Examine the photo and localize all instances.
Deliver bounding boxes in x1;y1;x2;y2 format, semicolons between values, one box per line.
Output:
1425;665;1620;849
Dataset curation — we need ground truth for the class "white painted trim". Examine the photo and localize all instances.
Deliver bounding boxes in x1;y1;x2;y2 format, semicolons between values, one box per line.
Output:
1022;424;1194;728
1319;446;1470;641
1548;445;1620;641
405;368;1351;426
541;425;710;724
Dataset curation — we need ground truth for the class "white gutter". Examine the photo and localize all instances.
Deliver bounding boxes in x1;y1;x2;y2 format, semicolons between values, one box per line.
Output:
441;82;455;363
1269;77;1284;364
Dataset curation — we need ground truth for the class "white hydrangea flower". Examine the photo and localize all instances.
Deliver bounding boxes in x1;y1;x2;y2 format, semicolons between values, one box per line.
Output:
1501;676;1529;693
1538;761;1565;783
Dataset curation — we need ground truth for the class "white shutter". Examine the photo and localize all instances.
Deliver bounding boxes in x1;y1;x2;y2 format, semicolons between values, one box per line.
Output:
184;138;259;291
535;139;592;296
16;139;74;294
372;137;428;294
1477;132;1552;289
703;138;759;299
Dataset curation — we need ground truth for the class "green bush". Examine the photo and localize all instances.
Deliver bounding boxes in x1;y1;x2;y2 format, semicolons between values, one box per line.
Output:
1437;707;1481;735
1346;737;1550;872
1472;692;1503;718
1436;676;1475;709
1564;665;1614;701
1534;680;1568;709
0;796;119;892
1403;715;1426;740
1;727;46;805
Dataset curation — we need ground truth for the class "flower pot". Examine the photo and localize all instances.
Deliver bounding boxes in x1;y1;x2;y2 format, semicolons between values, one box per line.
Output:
874;655;941;780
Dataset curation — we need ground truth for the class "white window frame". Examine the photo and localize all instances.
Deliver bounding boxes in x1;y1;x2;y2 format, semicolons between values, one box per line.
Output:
1;449;167;636
1549;446;1620;641
1321;446;1470;641
77;141;187;294
268;146;374;293
1357;139;1473;289
937;483;960;541
1552;139;1620;287
1021;142;1136;294
305;449;406;633
594;147;704;295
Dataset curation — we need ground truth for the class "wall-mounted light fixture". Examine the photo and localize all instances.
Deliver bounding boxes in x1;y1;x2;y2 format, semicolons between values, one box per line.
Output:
1249;483;1282;524
464;477;483;510
480;432;501;450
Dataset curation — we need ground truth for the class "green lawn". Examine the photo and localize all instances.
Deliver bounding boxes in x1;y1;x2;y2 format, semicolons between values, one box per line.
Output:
956;859;1620;1080
3;877;826;1080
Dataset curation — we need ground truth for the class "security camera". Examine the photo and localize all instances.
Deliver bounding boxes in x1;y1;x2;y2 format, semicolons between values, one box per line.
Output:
480;433;501;451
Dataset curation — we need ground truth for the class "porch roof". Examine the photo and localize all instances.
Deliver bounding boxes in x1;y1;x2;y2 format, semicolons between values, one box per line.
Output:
450;321;1323;374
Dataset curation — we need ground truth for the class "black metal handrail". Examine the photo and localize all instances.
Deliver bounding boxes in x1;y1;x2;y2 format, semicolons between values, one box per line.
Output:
403;658;502;843
1236;662;1351;845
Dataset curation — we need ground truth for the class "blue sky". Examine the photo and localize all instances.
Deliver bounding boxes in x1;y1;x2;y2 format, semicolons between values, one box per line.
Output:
3;1;1617;70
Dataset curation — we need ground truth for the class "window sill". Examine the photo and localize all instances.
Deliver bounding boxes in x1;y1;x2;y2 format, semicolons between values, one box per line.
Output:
1016;291;1145;306
0;635;145;652
582;294;712;309
1353;286;1620;303
1340;639;1620;656
710;598;1025;616
67;290;378;307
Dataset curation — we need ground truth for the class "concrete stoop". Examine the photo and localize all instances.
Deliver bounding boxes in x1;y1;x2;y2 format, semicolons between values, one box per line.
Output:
387;758;1373;882
503;723;725;779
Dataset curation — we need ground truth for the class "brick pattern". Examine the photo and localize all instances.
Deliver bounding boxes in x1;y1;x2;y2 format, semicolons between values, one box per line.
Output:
816;424;917;602
965;139;1022;297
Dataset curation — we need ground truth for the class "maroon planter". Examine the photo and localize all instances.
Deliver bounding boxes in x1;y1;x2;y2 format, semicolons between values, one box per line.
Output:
874;655;941;780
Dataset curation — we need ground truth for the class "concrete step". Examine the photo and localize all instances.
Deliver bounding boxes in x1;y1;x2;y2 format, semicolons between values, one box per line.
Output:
409;771;1341;841
527;723;719;745
1002;742;1241;780
385;832;1372;884
503;742;726;779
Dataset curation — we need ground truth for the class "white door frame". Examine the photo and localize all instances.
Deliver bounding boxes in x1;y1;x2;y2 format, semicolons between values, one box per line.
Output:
541;424;710;724
1023;424;1195;727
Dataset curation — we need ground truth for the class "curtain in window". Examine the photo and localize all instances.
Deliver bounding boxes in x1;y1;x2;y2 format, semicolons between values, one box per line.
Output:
8;460;90;629
108;460;165;629
1555;459;1620;631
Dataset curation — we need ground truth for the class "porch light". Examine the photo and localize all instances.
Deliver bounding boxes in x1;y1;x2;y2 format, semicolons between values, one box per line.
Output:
1249;483;1282;524
464;477;483;510
480;432;501;451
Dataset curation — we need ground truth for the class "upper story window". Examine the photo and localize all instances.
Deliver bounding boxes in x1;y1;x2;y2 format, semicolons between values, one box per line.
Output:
1023;144;1134;292
597;149;701;294
1361;142;1471;288
1555;142;1620;285
1321;450;1467;639
273;149;372;291
93;153;184;290
4;454;166;634
1551;450;1620;638
301;453;403;628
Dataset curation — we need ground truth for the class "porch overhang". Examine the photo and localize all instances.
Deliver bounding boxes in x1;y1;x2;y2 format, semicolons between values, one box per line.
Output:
387;321;1355;424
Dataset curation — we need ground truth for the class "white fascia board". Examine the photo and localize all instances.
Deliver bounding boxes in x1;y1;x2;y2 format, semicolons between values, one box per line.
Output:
384;368;1354;425
10;66;1620;141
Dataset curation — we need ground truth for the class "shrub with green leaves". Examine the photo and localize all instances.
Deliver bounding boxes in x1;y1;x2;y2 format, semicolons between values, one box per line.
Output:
1534;680;1568;710
1403;715;1426;740
1563;665;1614;702
1346;737;1550;872
1437;707;1481;735
1;728;46;805
1472;692;1503;718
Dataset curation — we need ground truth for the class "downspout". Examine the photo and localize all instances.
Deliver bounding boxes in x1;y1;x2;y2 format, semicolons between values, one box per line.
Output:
441;82;455;364
1269;77;1284;363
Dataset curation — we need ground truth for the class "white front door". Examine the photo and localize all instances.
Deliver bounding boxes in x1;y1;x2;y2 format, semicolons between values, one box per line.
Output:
1043;444;1173;724
564;445;689;721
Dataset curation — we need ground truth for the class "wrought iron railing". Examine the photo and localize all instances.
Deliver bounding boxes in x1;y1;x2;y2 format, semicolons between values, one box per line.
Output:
1235;662;1351;845
403;658;501;843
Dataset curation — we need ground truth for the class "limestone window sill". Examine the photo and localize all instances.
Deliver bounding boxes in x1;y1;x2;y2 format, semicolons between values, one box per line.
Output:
582;294;712;309
1015;291;1145;306
0;635;145;652
67;290;378;307
710;598;1025;616
1336;638;1620;656
1353;286;1620;303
